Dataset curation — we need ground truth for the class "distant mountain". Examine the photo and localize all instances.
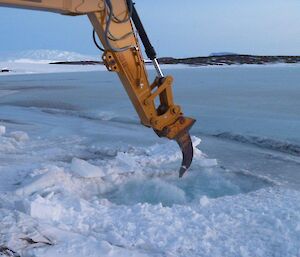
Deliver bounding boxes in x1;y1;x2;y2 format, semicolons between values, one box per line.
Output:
0;49;97;63
209;52;239;57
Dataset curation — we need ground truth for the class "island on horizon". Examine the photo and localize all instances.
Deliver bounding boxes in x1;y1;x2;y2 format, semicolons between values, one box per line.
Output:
49;54;300;66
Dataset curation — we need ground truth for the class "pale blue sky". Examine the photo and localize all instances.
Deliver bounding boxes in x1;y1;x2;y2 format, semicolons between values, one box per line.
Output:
0;0;300;57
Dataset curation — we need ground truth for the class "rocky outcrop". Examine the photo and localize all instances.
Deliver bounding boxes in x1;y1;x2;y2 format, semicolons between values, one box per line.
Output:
158;55;300;66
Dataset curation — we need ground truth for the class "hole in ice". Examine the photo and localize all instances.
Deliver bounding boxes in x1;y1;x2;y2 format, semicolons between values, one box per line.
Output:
102;167;274;207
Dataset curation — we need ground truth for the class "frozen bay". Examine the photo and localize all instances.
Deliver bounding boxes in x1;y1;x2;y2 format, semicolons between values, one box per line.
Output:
0;65;299;256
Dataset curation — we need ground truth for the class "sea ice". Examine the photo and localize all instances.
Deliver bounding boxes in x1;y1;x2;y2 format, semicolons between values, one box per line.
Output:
71;157;105;178
0;66;300;257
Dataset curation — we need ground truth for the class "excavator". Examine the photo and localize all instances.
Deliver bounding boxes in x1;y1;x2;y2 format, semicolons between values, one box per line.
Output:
0;0;196;177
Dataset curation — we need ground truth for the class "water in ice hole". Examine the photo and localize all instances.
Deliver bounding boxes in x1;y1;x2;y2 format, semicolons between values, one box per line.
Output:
102;167;274;207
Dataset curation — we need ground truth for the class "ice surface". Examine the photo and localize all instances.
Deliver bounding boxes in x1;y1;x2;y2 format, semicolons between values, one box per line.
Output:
0;66;300;256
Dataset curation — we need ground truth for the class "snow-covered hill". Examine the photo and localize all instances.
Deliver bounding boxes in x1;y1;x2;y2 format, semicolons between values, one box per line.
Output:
0;50;103;75
0;49;97;64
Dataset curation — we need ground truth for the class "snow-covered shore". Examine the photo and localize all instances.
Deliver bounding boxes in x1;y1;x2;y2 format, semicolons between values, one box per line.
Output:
0;61;105;75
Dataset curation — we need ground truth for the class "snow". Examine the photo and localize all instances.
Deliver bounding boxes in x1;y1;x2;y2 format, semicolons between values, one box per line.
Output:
199;195;210;207
0;125;5;136
0;64;300;256
2;184;300;256
9;131;29;142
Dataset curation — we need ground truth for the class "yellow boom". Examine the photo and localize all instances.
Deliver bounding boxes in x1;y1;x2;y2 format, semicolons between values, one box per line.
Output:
0;0;196;177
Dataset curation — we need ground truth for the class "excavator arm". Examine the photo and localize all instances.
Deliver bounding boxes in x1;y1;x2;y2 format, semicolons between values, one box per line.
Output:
0;0;195;177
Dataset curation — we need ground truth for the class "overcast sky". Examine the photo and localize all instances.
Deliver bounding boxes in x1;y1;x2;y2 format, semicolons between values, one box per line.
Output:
0;0;300;57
